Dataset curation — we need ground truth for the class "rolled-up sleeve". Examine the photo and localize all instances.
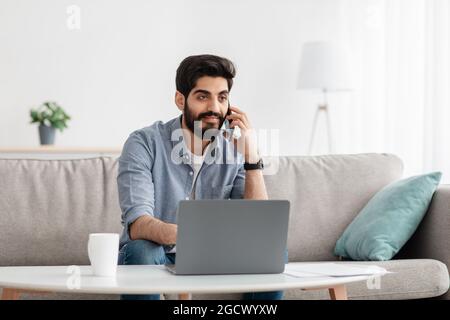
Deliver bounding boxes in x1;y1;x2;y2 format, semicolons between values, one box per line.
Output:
230;163;245;199
117;132;155;242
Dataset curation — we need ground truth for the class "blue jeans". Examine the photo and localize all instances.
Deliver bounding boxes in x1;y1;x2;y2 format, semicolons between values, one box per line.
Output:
118;239;287;300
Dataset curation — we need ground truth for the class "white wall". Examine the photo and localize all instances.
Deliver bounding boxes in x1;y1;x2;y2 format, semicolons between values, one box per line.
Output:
0;0;350;156
1;0;448;185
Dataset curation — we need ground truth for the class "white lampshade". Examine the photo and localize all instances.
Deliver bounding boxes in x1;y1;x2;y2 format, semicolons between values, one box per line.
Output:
297;42;354;91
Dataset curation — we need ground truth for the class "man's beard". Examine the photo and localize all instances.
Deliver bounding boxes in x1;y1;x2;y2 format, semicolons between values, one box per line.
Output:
184;101;226;139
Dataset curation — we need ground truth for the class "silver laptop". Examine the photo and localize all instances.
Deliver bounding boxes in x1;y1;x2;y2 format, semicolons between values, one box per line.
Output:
165;199;290;275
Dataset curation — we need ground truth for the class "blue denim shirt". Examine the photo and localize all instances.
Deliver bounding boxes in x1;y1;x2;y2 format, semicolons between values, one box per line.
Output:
117;115;245;250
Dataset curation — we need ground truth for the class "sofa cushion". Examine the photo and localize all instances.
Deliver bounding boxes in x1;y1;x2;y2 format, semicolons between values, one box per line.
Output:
283;259;450;300
335;172;442;261
263;153;403;261
0;158;123;266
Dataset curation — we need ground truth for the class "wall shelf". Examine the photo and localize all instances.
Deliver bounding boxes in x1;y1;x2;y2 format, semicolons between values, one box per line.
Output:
0;146;122;159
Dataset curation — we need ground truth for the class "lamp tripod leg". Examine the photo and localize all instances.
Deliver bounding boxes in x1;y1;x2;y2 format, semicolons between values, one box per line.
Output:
324;106;333;154
308;106;322;155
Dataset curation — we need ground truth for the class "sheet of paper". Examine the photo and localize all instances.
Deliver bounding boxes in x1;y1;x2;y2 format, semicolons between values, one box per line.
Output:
283;270;327;278
284;263;389;278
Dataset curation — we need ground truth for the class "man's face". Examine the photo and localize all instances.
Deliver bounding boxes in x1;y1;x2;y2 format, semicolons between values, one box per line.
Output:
183;76;229;138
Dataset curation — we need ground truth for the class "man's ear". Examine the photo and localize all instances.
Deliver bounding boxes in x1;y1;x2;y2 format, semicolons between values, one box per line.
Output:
175;91;186;112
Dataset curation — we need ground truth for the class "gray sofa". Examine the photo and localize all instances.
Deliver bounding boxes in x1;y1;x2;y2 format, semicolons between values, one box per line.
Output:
0;153;448;300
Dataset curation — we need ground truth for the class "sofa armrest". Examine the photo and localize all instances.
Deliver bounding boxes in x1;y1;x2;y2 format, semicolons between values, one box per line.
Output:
399;185;450;285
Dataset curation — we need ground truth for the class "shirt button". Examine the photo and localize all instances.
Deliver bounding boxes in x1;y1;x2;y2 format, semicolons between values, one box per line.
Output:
189;171;193;176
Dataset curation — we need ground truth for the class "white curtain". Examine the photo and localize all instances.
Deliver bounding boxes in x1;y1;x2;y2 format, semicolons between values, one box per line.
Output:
337;0;450;183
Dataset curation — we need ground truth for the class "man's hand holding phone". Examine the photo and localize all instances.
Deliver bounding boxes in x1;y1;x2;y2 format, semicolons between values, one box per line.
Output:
223;104;241;141
225;105;260;164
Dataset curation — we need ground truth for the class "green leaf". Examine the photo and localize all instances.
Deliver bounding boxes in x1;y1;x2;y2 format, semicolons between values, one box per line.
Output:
30;110;38;122
30;101;70;129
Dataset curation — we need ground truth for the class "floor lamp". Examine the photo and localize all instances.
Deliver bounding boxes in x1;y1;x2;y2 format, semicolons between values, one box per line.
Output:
309;89;333;154
297;42;353;155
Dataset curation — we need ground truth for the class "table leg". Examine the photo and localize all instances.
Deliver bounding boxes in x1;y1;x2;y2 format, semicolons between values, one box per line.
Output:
1;288;50;300
1;288;21;300
178;293;192;300
328;285;348;300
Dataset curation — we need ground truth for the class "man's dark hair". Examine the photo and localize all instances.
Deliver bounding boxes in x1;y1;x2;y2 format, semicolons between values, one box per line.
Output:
176;54;236;98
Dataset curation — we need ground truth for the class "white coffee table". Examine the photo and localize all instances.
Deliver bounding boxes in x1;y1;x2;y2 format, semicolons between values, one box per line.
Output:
0;263;379;300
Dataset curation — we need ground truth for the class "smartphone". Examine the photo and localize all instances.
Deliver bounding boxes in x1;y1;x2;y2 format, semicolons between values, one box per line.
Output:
222;102;241;140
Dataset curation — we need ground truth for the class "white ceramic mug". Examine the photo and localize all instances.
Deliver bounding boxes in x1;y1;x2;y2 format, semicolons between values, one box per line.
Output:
87;233;119;277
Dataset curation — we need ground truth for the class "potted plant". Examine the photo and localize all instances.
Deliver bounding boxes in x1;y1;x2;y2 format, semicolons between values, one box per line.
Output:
30;101;71;145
